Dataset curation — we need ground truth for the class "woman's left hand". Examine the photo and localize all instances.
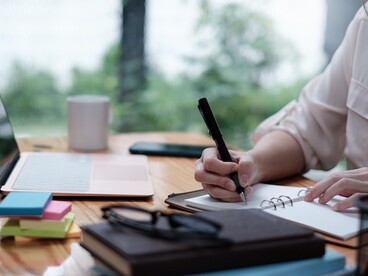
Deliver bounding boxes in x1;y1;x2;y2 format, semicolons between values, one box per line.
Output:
304;167;368;211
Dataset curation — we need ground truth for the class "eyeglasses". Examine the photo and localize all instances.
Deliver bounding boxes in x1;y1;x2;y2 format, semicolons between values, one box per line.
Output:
101;204;231;246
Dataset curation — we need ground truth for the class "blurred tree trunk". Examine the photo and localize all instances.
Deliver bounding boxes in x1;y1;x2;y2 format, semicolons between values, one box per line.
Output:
119;0;146;102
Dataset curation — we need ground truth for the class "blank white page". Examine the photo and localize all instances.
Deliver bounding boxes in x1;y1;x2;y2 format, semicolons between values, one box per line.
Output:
264;198;360;240
185;184;305;211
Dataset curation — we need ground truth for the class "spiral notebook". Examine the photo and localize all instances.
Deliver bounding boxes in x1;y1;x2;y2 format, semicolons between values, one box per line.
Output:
184;184;361;240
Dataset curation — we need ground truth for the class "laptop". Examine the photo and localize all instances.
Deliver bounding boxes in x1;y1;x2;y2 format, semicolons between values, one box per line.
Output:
0;96;154;197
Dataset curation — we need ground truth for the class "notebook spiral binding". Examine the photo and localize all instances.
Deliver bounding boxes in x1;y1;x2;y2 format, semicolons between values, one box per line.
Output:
260;188;311;210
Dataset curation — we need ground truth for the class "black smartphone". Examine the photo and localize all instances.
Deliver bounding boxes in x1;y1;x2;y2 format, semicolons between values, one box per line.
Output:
129;142;212;158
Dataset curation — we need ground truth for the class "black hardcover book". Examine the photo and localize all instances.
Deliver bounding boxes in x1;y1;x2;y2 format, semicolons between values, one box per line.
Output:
80;209;325;276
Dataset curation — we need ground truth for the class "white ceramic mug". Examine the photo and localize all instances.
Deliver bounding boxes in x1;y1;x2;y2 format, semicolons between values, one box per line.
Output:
67;95;110;151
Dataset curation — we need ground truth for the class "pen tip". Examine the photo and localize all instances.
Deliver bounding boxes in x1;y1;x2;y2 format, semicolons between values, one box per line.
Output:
240;192;247;205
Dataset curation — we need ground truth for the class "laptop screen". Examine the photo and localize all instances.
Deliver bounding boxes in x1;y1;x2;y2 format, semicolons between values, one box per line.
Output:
0;96;20;186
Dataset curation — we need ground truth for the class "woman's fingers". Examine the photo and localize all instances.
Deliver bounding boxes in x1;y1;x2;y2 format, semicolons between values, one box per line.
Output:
304;168;368;211
195;148;258;202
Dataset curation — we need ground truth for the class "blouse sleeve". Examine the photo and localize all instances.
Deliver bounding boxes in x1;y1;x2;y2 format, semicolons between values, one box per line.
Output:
252;7;366;171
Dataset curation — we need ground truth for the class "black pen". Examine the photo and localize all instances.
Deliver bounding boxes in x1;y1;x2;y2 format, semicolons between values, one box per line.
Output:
197;97;247;205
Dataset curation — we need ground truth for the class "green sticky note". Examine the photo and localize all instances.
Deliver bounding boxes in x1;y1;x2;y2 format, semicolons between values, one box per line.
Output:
1;213;74;238
0;192;52;216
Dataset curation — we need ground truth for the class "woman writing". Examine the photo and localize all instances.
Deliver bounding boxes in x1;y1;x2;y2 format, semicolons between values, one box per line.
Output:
195;4;368;211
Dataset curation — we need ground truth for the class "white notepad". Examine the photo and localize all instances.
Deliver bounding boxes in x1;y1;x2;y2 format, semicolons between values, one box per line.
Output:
185;183;361;240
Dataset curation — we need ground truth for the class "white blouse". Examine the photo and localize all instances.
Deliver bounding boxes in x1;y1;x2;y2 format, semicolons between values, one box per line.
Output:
253;6;368;171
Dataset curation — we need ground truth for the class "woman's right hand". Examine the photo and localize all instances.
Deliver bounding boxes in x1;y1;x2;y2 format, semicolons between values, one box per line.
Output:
194;147;257;202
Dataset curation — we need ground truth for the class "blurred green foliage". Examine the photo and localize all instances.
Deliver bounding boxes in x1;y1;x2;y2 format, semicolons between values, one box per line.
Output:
2;62;64;123
0;2;312;149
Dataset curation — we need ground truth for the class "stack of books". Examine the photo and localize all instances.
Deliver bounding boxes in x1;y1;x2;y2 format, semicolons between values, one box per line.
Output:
43;243;353;276
0;191;79;239
80;208;334;275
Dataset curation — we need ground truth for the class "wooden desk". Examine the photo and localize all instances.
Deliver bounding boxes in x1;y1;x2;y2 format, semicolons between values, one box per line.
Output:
0;132;357;275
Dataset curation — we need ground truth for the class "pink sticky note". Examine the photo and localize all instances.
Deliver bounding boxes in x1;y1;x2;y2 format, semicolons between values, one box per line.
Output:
42;201;72;220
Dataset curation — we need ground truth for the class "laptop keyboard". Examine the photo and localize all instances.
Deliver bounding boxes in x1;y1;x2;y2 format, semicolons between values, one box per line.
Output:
12;154;91;192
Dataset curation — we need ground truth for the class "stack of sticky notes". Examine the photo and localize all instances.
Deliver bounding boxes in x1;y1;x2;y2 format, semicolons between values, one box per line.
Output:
0;191;79;239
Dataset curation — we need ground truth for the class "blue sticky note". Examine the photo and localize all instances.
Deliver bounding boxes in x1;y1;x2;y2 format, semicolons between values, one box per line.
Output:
0;192;52;216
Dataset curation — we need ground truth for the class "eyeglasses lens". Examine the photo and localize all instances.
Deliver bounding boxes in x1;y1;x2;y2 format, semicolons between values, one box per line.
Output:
111;207;151;223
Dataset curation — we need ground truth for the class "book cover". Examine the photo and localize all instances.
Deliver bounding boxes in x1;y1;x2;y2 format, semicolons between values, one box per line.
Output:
0;191;52;216
194;249;345;276
80;209;325;276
